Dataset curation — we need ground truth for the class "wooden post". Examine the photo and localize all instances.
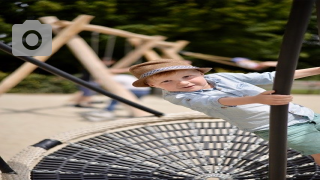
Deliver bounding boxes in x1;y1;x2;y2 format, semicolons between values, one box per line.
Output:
67;36;150;117
0;15;94;95
41;16;150;117
53;18;195;65
159;40;189;60
111;36;166;68
128;38;189;61
54;19;188;50
56;20;165;41
127;38;162;61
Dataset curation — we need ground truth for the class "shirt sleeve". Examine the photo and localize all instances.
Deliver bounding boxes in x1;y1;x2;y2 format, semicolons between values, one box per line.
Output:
163;91;227;110
214;71;276;85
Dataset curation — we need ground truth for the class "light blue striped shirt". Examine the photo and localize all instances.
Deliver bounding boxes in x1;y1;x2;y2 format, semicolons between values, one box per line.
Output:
163;72;315;132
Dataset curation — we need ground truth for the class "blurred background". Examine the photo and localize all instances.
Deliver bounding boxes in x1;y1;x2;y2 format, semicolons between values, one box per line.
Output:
0;0;319;94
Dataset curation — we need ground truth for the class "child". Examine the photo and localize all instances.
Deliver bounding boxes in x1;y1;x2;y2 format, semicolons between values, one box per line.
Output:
79;74;151;121
129;59;320;165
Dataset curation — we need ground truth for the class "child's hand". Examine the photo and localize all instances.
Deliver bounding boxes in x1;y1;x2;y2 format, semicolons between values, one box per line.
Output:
255;90;293;105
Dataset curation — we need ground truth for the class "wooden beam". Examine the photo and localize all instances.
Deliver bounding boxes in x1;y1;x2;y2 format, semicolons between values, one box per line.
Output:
55;20;160;41
66;36;150;117
127;38;188;61
54;20;178;48
127;38;162;61
0;15;93;95
44;16;151;117
159;40;189;60
111;36;166;68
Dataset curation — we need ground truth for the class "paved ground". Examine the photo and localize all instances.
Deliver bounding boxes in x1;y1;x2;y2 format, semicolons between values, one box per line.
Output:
0;93;319;162
0;93;192;161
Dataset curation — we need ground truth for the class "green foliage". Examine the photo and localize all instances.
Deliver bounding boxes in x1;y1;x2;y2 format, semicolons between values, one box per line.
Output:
28;1;63;16
291;89;320;95
0;72;77;93
0;0;319;74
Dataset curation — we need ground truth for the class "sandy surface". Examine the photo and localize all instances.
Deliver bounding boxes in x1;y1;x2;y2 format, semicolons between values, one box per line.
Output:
0;93;191;161
0;93;319;162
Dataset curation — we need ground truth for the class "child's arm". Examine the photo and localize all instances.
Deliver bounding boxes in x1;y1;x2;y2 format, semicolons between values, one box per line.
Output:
218;90;293;106
218;67;319;106
294;67;320;79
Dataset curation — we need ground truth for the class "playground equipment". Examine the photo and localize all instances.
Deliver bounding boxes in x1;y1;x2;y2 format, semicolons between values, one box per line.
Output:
0;15;188;117
1;112;320;180
1;0;320;179
180;51;278;71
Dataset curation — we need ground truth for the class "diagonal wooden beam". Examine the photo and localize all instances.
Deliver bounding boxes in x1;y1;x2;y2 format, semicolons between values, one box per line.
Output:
127;38;162;61
0;15;93;95
111;36;166;68
127;38;188;61
55;20;184;49
42;16;151;117
159;40;189;60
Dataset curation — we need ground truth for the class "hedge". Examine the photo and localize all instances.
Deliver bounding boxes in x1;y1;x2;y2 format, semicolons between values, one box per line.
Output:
0;72;78;93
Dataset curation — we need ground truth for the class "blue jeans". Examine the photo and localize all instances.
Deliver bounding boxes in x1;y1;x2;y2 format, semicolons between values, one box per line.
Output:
79;81;99;96
105;89;151;111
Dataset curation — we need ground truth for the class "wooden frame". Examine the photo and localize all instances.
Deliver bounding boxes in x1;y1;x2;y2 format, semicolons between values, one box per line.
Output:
0;14;189;117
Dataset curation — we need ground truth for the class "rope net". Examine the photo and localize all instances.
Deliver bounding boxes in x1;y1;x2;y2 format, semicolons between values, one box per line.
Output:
2;112;320;180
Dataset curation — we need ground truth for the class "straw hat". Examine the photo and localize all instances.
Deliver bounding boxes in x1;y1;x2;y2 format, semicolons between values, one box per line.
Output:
129;59;212;87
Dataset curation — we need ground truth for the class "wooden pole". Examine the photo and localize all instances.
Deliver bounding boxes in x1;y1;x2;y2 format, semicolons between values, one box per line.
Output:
159;40;189;60
56;20;165;42
0;42;164;117
0;15;94;95
179;51;240;67
127;38;162;61
67;37;150;117
41;16;150;117
128;38;189;61
55;20;182;49
111;35;166;68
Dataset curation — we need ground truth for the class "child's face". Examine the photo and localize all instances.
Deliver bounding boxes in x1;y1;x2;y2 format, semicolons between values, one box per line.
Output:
147;69;211;92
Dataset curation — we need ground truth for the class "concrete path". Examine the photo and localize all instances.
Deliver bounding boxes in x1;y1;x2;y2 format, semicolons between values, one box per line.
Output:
0;93;319;162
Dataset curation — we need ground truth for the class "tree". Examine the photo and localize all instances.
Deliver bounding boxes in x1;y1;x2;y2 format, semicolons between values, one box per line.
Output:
0;0;318;74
